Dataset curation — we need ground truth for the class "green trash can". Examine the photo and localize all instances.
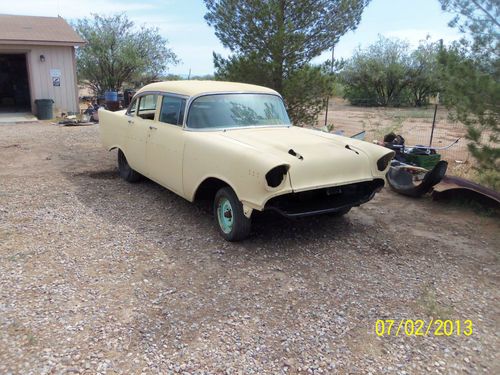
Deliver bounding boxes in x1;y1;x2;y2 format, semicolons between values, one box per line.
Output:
35;99;54;120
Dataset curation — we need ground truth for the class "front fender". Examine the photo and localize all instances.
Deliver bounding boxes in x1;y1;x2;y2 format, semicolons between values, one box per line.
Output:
183;132;293;210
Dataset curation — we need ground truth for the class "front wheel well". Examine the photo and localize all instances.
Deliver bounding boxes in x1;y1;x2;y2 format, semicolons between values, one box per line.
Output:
194;178;231;202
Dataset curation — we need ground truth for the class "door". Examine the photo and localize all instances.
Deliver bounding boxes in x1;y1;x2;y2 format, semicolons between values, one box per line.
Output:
125;94;158;174
146;95;187;195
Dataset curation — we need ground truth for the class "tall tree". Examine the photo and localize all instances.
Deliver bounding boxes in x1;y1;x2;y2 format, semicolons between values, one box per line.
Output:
74;14;178;94
204;0;370;125
438;0;499;189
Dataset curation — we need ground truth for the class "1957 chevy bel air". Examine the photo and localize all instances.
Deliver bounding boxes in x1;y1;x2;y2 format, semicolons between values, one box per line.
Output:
99;81;394;241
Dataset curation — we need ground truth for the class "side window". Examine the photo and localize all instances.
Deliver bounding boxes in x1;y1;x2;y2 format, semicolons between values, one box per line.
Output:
137;94;158;120
126;98;137;116
159;96;186;126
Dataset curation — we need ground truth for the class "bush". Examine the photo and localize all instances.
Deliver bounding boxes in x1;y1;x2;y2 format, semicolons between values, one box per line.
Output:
340;37;441;107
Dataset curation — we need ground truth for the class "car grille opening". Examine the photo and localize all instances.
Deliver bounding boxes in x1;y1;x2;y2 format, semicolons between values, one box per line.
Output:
264;179;385;217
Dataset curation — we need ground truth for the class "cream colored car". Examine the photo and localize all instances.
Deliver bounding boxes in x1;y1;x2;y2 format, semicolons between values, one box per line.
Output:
100;81;394;241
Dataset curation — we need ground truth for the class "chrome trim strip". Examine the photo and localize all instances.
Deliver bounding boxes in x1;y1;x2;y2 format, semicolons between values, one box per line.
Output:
183;124;292;132
127;91;190;121
129;90;289;131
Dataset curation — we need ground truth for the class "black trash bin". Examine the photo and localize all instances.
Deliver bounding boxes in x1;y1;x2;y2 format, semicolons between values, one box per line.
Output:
35;99;54;120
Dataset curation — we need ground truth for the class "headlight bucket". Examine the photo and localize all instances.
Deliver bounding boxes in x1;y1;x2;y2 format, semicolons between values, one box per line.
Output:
265;165;289;188
377;152;395;171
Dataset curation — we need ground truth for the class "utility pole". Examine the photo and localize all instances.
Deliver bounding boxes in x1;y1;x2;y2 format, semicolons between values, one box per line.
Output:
324;46;334;127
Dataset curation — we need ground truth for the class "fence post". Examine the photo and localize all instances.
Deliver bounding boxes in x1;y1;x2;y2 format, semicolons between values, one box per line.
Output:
429;93;439;147
324;46;335;127
430;40;444;148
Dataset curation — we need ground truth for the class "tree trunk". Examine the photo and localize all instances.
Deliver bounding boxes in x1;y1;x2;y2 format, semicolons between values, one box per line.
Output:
271;0;286;94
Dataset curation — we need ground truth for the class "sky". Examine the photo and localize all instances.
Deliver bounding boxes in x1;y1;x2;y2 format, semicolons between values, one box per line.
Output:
0;0;462;76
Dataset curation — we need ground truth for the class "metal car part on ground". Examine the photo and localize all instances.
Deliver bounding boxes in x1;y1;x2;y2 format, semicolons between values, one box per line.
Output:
381;132;458;198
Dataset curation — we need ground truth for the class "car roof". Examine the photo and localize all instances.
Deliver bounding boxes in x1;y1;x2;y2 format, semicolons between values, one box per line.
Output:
135;80;280;97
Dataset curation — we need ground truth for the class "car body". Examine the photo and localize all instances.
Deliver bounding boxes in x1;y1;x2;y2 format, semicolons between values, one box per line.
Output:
99;81;394;241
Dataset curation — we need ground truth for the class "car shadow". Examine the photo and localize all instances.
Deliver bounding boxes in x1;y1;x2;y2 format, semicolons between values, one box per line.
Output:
66;167;364;258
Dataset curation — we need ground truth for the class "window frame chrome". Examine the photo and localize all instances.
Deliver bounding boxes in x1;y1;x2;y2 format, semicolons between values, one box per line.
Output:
184;92;292;131
127;90;292;131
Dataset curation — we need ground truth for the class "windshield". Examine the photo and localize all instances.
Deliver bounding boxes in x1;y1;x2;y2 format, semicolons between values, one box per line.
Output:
186;93;291;129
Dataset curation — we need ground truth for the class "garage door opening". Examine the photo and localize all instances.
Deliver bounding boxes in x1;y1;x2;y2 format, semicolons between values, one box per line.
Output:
0;54;31;113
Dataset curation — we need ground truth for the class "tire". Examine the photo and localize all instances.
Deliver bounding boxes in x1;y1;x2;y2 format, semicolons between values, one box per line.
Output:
213;187;251;241
117;149;142;182
328;207;351;217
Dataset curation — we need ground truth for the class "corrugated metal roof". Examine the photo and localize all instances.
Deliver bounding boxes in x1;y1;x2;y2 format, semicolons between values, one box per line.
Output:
0;14;85;46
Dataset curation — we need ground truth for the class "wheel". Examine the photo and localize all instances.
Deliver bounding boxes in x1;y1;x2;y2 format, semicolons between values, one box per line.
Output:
213;187;251;241
117;149;142;182
328;207;351;217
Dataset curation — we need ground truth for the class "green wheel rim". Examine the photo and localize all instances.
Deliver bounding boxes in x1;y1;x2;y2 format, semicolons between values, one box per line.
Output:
217;197;233;234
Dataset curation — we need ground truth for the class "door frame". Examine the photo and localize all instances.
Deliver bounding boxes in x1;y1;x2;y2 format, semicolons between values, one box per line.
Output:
0;49;33;113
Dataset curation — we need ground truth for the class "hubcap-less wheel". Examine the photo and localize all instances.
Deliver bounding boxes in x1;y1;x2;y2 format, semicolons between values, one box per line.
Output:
217;197;233;234
117;149;142;182
213;187;251;241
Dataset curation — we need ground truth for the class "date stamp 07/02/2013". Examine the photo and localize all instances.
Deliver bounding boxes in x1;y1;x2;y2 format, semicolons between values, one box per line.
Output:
375;319;473;337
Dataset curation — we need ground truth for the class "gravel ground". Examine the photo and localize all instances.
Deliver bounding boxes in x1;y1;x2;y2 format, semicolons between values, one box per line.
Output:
0;122;498;374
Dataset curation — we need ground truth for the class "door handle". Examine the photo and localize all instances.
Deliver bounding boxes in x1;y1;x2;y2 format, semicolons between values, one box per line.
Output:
149;125;157;130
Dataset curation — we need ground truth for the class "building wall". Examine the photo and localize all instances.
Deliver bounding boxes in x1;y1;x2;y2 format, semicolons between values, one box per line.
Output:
0;44;79;114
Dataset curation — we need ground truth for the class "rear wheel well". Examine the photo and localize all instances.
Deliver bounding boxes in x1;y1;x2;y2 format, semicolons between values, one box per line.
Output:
194;178;230;202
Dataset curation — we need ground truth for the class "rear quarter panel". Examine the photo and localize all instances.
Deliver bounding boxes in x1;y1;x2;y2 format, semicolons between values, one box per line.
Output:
99;109;128;151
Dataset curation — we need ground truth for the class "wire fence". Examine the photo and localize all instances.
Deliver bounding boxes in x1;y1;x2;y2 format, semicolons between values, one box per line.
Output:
318;99;474;174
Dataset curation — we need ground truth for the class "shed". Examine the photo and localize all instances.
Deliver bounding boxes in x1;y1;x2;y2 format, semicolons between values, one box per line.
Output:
0;14;85;117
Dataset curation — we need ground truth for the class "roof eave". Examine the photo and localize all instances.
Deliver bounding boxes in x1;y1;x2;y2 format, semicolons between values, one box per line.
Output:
0;39;86;47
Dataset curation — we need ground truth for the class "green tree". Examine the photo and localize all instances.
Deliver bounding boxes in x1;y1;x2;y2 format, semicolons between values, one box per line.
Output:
439;0;499;60
74;14;178;94
407;39;441;106
341;37;413;106
213;52;274;88
204;0;370;125
438;0;499;189
341;37;442;107
282;64;334;125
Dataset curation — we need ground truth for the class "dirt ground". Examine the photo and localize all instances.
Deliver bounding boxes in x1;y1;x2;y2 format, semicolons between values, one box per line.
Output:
0;122;499;374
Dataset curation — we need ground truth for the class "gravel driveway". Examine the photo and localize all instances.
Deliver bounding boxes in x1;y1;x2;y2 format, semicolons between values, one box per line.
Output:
0;122;498;374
